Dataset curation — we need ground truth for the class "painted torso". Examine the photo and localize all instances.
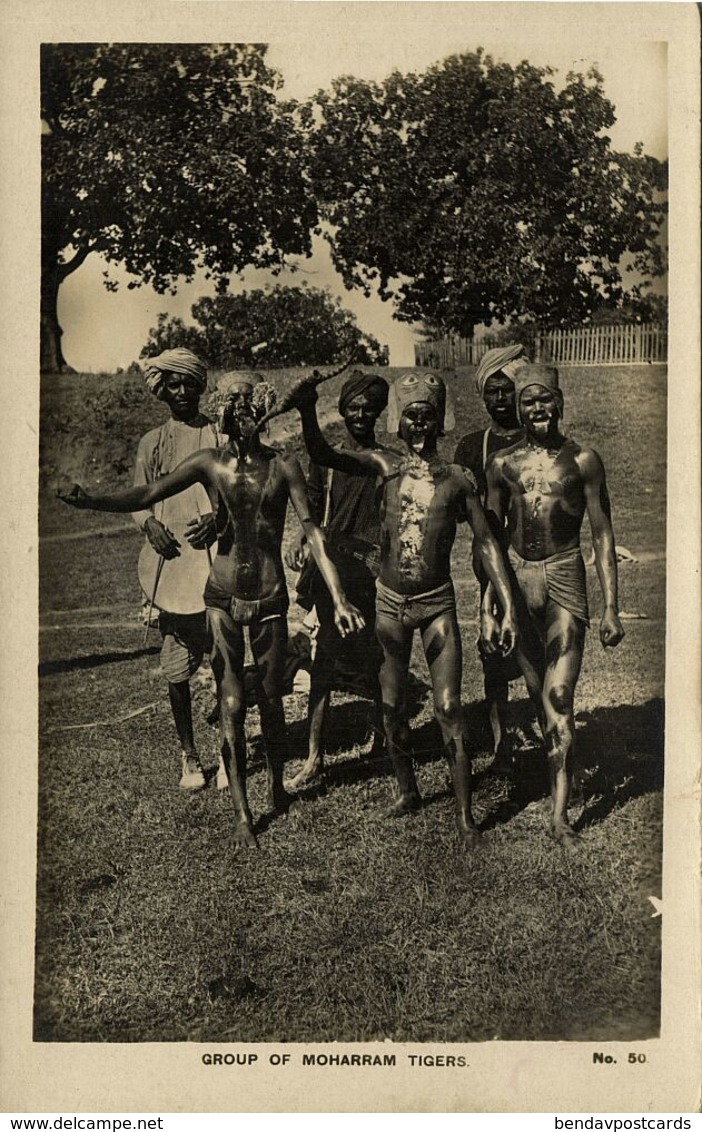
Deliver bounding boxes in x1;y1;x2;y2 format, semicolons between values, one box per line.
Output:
378;455;466;594
497;438;586;560
207;446;290;602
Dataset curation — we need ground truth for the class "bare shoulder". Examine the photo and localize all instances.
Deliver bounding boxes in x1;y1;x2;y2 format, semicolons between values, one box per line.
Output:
574;442;606;478
448;461;479;495
275;447;304;477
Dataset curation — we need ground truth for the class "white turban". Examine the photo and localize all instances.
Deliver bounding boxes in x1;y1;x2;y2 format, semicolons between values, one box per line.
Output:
142;348;208;399
474;344;529;397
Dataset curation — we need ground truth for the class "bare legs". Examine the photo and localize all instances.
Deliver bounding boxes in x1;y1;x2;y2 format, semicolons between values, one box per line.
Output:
208;609;289;847
514;601;585;847
375;609;479;847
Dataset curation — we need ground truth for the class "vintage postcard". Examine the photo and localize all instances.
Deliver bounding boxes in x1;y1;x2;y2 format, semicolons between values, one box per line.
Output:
1;0;700;1114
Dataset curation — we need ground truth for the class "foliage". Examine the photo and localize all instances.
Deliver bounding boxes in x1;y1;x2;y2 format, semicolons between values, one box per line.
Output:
141;285;387;368
302;52;667;335
40;43;317;369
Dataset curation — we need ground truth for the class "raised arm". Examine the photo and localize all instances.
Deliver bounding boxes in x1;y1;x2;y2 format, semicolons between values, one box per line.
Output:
58;450;211;514
284;455;365;638
581;448;624;648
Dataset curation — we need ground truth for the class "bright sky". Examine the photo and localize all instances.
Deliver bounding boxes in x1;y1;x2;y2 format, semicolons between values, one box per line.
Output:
57;11;668;371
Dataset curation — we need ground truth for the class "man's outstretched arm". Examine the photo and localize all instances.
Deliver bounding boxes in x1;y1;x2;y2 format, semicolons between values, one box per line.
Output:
581;448;625;648
58;451;209;513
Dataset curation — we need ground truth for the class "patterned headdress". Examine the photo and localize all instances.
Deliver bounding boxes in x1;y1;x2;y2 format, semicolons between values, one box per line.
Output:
513;364;564;422
386;371;455;435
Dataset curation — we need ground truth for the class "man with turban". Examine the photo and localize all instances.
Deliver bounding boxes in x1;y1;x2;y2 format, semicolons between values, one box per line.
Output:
133;348;218;791
285;370;389;789
482;364;625;848
285;369;518;848
454;343;529;774
59;370;365;849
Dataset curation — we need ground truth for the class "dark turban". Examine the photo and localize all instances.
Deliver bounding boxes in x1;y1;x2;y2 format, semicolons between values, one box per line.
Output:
338;371;389;417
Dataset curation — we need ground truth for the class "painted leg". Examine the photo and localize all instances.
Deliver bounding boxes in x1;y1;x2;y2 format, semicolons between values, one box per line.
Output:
209;609;257;847
251;616;293;814
375;612;421;818
422;612;480;848
543;606;585;849
286;680;329;789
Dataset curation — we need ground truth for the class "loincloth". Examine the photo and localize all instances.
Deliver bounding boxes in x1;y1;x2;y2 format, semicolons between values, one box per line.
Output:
508;546;590;627
203;577;289;627
376;578;456;631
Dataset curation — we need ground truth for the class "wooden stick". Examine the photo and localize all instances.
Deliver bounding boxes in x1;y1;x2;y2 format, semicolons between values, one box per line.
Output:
142;554;165;646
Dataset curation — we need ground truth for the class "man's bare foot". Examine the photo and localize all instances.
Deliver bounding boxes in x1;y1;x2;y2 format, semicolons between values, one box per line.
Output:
455;814;482;848
550;821;582;850
285;760;324;791
381;792;422;819
179;752;206;791
232;819;258;849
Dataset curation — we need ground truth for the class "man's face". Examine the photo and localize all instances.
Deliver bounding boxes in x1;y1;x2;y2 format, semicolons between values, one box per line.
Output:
519;385;560;436
222;385;260;440
161;373;202;419
343;392;379;443
398;402;440;455
482;373;517;426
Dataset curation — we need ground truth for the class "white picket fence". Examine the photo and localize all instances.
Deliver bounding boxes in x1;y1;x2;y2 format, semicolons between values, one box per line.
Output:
414;322;667;368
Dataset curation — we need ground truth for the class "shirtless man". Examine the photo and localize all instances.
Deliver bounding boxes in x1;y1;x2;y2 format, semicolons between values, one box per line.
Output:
483;364;625;847
454;344;528;771
285;370;518;847
59;371;364;848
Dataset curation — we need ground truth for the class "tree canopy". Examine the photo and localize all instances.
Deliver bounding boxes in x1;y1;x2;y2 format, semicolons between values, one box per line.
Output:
141;285;387;369
301;51;667;336
41;43;317;370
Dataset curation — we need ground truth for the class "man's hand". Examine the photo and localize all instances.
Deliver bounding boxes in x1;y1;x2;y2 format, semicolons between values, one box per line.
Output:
497;608;519;657
284;535;308;572
185;512;216;551
57;483;91;509
480;607;501;655
600;608;625;649
144;516;181;559
333;599;366;639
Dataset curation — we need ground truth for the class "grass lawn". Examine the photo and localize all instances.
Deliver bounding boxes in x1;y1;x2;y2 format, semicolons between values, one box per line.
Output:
36;364;666;1042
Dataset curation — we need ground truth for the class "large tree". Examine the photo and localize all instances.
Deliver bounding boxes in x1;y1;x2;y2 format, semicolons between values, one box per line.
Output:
302;52;667;336
41;43;317;372
141;284;387;368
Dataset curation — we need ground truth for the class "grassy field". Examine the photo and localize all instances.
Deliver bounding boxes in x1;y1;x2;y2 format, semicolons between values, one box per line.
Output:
36;363;666;1042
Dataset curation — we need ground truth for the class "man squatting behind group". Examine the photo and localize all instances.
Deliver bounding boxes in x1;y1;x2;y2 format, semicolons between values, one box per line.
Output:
60;349;624;849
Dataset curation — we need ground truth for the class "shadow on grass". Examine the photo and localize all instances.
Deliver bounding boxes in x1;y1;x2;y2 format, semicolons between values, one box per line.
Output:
39;645;161;676
478;697;664;834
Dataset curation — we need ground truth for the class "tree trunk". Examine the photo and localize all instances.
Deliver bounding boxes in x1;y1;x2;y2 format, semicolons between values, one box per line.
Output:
40;267;73;374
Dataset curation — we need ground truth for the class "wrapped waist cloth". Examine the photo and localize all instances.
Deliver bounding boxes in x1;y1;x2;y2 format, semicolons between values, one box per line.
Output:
376;578;456;630
203;577;289;626
508;545;590;627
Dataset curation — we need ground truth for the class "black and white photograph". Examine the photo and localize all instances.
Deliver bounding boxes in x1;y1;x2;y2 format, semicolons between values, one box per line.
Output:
2;0;700;1115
